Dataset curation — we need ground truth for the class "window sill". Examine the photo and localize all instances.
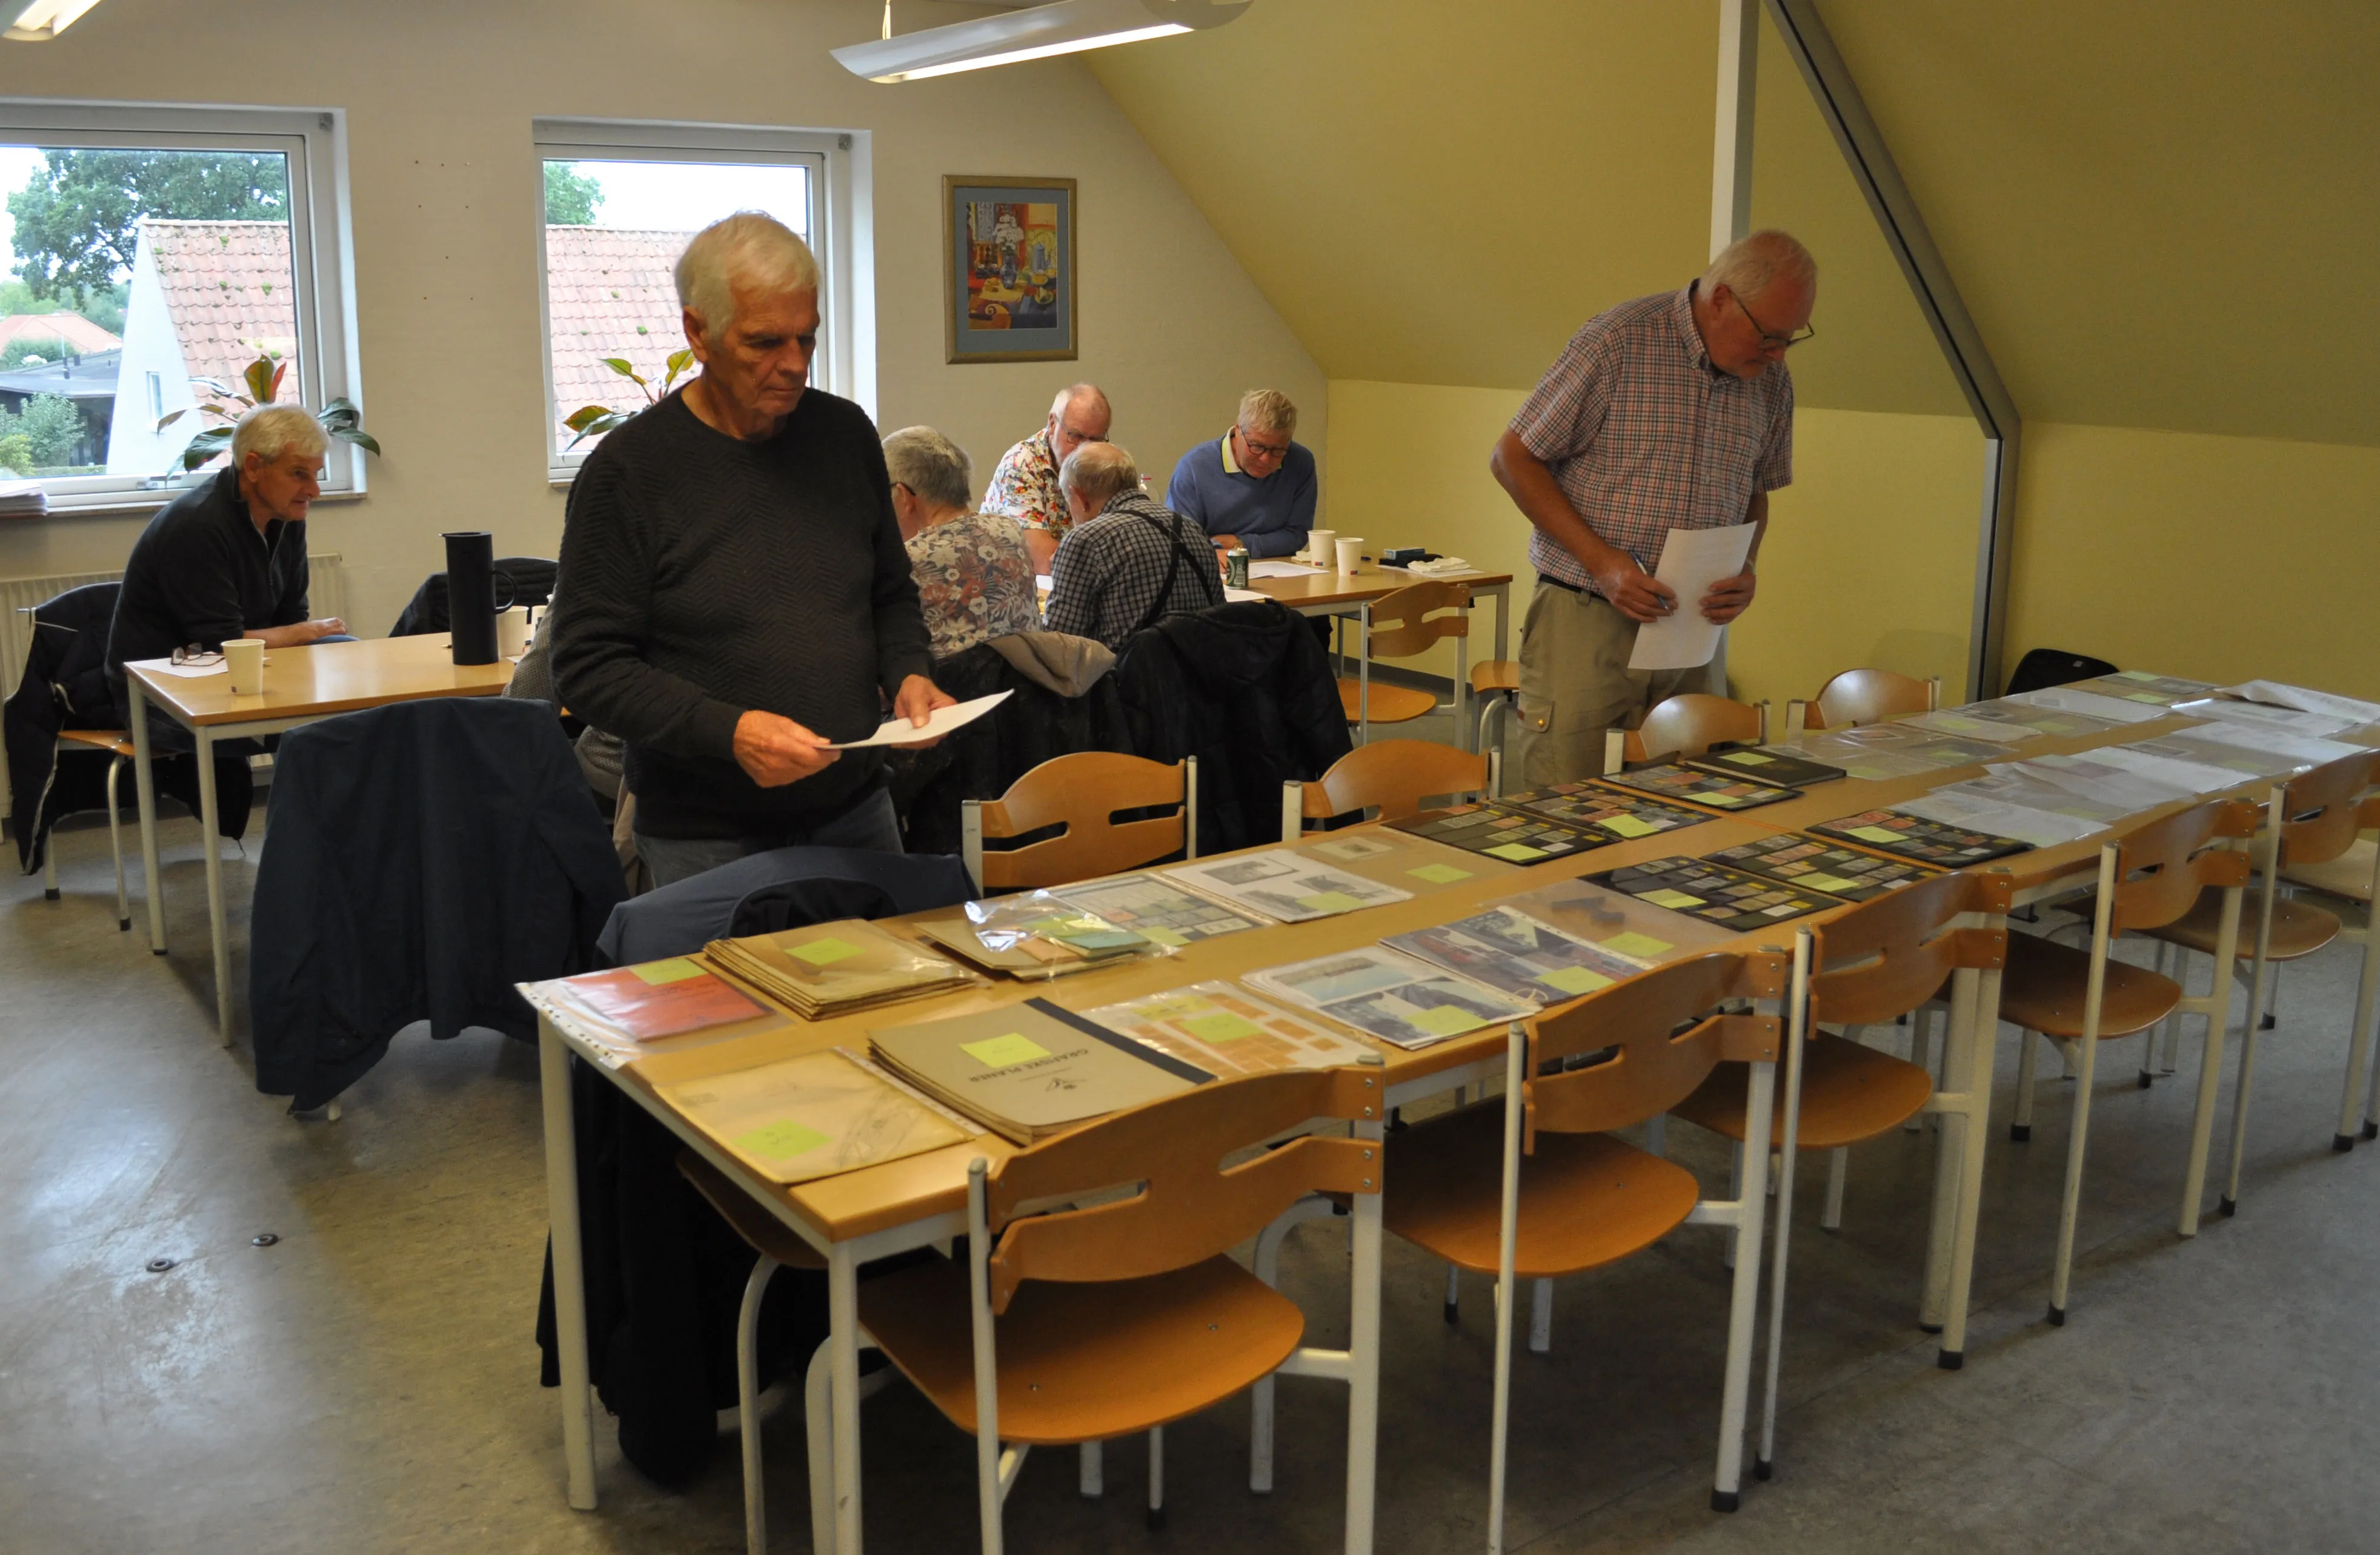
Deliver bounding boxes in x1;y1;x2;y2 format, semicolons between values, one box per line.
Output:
7;486;368;520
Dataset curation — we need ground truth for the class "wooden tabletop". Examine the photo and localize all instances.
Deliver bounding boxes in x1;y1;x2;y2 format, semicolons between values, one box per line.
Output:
1248;560;1515;610
127;634;515;727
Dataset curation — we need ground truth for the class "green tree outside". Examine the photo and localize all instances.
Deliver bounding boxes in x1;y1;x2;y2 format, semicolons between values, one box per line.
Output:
0;394;90;468
0;432;33;475
0;337;73;370
544;162;605;225
7;148;290;303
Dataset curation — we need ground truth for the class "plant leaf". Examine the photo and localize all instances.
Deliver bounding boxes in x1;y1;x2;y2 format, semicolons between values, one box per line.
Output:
155;408;190;430
332;428;381;457
244;357;277;404
179;428;234;471
269;361;289;400
564;408;634;447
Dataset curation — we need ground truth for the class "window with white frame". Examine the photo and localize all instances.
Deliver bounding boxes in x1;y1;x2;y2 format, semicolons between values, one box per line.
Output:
534;119;865;482
0;102;359;511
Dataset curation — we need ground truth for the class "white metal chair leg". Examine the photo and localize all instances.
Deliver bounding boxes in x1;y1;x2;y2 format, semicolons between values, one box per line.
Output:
1527;1278;1553;1354
106;754;131;930
1079;1440;1103;1499
2335;841;2380;1147
1820;1148;1848;1231
41;834;58;900
2049;858;2117;1325
1443;1262;1461;1324
1645;1113;1667;1156
2011;1029;2041;1141
1905;1008;1933;1130
1248;1193;1338;1493
2219;795;2284;1215
1722;1141;1743;1270
1486;1022;1526;1555
1146;1427;1166;1529
1747;929;1809;1490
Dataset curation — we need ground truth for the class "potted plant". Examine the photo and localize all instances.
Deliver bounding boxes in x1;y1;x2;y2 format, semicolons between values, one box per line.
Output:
562;349;695;446
156;354;381;471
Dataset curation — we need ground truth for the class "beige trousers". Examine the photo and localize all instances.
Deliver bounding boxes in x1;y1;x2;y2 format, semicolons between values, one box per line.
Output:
1512;582;1723;787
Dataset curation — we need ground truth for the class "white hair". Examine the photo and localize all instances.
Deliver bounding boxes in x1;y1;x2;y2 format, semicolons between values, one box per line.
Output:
1701;229;1817;301
1059;441;1140;508
882;425;973;511
674;212;822;343
1047;382;1111;424
1236;388;1297;437
231;403;328;466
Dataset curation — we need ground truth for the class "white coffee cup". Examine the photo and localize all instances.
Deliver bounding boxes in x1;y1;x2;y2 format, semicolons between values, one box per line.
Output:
1335;536;1366;575
225;637;265;696
1303;528;1335;566
497;605;531;659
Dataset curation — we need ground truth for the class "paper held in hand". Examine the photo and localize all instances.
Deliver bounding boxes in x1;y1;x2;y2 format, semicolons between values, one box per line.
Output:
1626;522;1756;671
828;690;1010;749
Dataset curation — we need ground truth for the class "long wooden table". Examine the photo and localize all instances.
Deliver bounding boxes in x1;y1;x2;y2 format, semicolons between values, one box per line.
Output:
126;634;513;1042
529;700;2372;1548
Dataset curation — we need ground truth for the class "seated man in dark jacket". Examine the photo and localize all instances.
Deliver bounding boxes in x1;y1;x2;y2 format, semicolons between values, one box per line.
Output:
105;405;348;749
1042;442;1224;652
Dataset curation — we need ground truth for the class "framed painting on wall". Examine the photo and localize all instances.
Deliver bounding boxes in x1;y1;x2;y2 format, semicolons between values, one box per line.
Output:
944;176;1076;363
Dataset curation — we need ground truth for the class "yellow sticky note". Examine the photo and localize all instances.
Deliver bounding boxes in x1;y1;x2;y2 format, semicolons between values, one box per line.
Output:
1182;1012;1263;1043
1407;863;1475;884
1407;1004;1481;1037
1296;890;1370;913
2126;693;2169;704
1603;931;1674;958
788;936;863;966
1140;925;1191;947
733;1118;831;1159
1849;826;1906;845
1600;814;1660;838
1640;887;1705;909
632;957;707;985
1539;966;1612;995
962;1032;1051;1069
1484;842;1549;862
1797;873;1863;894
1720;751;1773;765
2115;670;2161;681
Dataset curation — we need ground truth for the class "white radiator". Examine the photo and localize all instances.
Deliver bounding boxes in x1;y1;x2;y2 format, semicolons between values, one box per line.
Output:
1;552;347;817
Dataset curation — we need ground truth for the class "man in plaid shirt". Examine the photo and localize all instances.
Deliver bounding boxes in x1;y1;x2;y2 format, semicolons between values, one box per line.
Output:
1491;230;1815;785
982;382;1112;574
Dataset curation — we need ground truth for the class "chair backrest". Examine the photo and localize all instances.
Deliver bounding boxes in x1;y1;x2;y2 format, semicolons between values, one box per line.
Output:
1522;950;1789;1148
1809;668;1938;731
1808;868;2011;1027
1623;693;1768;764
2106;798;2258;933
1363;581;1469;660
1297;738;1489;825
2275;750;2380;870
965;750;1192;891
24;580;122;710
985;1063;1384;1311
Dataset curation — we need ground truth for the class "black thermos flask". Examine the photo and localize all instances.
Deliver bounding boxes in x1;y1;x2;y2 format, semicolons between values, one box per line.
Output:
444;531;498;665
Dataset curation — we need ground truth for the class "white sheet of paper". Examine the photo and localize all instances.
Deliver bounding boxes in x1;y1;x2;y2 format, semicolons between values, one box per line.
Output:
826;690;1010;749
1892;791;2104;847
1248;559;1321;579
1034;574;1054;592
127;655;228;678
1625;523;1755;671
1223;586;1268;603
2005;686;2169;724
2221;681;2380;726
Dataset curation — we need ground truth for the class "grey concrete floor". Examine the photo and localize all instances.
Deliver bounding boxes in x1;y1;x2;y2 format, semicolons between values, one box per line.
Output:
5;803;2378;1554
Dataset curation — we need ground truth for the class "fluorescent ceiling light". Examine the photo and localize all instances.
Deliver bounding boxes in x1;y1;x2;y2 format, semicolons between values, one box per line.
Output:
833;0;1249;85
3;0;104;41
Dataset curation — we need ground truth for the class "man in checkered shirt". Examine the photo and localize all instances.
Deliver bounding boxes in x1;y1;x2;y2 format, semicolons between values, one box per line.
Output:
1491;230;1815;785
1043;441;1223;650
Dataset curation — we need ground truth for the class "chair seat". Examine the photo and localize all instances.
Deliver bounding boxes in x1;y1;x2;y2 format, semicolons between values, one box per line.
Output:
676;1150;827;1271
1471;660;1521;696
2281;838;2376;905
1672;1033;1932;1150
857;1253;1303;1446
1338;678;1438;724
2138;886;2341;961
56;729;136;759
1383;1101;1698;1279
1996;935;2182;1039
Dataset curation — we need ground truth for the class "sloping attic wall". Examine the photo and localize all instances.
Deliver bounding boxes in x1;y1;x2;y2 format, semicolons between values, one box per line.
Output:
1092;1;2380;697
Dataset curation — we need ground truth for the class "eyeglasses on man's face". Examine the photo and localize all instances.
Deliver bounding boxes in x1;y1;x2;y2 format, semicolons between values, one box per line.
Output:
1236;426;1291;462
1726;286;1816;351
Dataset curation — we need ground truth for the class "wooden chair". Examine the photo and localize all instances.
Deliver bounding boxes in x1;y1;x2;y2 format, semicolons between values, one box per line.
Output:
1377;949;1795;1531
1995;798;2256;1321
960;752;1195;893
42;728;138;932
1670;867;2009;1469
854;1061;1389;1553
1786;668;1940;737
1280;738;1492;839
1339;580;1469;744
1601;692;1769;774
1471;659;1521;772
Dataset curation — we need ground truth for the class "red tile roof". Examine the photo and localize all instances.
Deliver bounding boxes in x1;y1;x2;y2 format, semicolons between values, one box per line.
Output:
139;219;298;389
0;311;121;355
544;225;699;445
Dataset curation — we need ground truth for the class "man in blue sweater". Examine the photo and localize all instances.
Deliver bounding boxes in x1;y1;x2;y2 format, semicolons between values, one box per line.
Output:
1165;388;1317;560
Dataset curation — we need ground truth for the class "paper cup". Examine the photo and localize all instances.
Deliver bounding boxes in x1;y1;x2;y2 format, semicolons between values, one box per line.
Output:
225;638;265;696
497;605;531;659
1303;528;1335;566
1335;537;1366;575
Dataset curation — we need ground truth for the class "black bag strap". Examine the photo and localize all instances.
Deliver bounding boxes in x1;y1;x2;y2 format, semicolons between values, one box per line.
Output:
1129;508;1211;637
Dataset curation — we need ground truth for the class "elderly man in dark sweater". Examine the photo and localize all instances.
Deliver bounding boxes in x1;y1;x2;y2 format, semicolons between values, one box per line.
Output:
552;214;954;886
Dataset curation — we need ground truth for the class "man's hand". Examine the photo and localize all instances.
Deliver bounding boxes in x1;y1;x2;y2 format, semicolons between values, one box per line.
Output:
1595;561;1678;625
1211;534;1240;551
1700;569;1758;625
1021;525;1059;575
888;674;959;749
252;618;345;648
733;709;839;787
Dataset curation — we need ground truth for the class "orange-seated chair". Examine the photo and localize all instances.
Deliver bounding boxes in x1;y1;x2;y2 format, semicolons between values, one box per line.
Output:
1602;692;1770;774
1338;580;1469;744
1280;737;1492;838
1787;668;1940;737
960;751;1195;893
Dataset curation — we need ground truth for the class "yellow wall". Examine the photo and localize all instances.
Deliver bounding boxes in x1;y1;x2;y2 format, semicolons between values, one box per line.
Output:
2007;423;2380;699
1325;381;1981;706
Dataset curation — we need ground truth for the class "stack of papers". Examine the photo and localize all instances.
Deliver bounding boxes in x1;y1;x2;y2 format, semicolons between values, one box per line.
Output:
548;957;770;1039
1683;746;1847;787
1080;982;1375;1076
1383;906;1654;1005
0;480;48;519
869;998;1212;1145
1950;697;2121;737
1164;850;1414;923
1496;782;1715;841
1389;803;1614;866
1048;873;1265;946
1584;855;1838;932
2157;720;2365;771
1244;946;1533;1049
1291;831;1503;892
1595;763;1801;811
1900;709;2036;746
653;1048;975;1185
2175;697;2361;741
1809;809;2031;866
1891;789;2106;847
2070;670;2215;706
919;892;1176;980
1703;834;1941;901
704;919;978;1018
2006;686;2173;725
1490;877;1736;964
2219;681;2380;726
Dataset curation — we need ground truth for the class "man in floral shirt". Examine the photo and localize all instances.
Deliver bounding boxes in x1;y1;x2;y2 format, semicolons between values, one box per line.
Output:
886;425;1040;658
981;382;1111;572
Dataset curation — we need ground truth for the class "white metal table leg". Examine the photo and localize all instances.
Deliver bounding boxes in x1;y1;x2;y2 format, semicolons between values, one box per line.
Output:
2178;885;2244;1235
538;1016;598;1510
105;754;130;930
2333;844;2380;1147
830;1241;865;1554
1937;966;2003;1368
1920;969;1981;1334
128;678;167;953
194;726;233;1043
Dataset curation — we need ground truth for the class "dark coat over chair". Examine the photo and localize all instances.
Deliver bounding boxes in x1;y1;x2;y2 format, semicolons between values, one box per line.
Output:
387;555;557;637
248;697;622;1110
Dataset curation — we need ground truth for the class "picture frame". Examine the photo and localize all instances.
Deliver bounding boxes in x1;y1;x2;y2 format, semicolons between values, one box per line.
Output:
943;176;1077;364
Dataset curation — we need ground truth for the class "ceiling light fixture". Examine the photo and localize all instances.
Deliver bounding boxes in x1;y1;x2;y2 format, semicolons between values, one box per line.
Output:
833;0;1249;85
3;0;104;41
